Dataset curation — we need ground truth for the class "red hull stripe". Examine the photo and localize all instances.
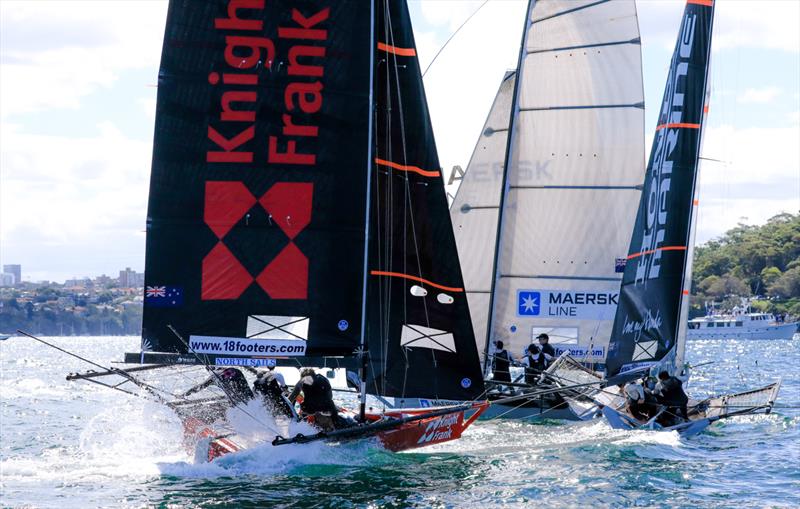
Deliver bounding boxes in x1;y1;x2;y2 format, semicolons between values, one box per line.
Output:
655;122;701;131
377;42;416;57
627;245;687;260
370;270;463;292
375;158;440;178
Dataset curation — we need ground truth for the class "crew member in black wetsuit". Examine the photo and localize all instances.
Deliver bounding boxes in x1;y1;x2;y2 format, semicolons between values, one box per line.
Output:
492;340;512;383
253;369;294;418
183;367;254;405
521;344;545;386
536;334;556;369
289;367;338;413
655;370;689;424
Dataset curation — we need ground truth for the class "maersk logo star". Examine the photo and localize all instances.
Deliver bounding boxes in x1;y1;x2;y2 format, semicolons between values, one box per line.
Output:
518;291;540;316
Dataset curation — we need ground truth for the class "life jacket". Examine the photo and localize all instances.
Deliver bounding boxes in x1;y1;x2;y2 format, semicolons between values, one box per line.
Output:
524;354;544;385
493;350;511;382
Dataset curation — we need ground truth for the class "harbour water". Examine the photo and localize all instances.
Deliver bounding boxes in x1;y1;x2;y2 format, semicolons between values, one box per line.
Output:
1;336;798;508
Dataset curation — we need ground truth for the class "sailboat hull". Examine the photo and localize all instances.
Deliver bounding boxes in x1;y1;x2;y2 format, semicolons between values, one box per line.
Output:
184;403;488;462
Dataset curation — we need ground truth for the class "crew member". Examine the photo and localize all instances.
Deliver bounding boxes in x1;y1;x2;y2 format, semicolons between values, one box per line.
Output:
520;344;545;386
183;367;254;405
537;334;556;369
655;369;690;423
624;381;648;421
492;340;512;383
289;368;339;419
253;369;293;418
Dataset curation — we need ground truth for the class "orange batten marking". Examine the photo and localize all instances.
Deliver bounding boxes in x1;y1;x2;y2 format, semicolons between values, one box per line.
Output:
627;245;687;260
682;290;690;295
656;122;701;131
703;105;709;114
378;42;416;57
370;270;463;293
687;0;713;6
693;199;699;206
375;158;440;178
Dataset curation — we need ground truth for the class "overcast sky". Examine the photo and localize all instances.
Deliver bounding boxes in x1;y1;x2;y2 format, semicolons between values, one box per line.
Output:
1;0;798;283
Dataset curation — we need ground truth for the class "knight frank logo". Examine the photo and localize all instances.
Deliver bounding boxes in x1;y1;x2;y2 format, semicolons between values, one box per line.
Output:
202;181;313;300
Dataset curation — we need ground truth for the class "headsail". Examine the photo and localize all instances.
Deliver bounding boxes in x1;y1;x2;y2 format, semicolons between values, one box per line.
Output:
365;0;485;401
605;0;715;379
450;71;516;362
469;0;645;367
141;1;373;359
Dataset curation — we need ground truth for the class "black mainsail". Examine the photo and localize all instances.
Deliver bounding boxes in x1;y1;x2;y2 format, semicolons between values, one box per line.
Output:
605;0;715;380
366;0;484;401
136;0;484;403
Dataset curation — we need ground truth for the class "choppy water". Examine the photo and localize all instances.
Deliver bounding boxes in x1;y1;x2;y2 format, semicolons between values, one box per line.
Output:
1;336;798;508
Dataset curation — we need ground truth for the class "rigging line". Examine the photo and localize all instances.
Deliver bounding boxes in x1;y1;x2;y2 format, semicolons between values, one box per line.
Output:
421;0;489;78
167;326;283;436
385;3;415;397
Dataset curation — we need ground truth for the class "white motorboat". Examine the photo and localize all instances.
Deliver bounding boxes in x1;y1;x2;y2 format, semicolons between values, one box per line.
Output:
688;312;798;340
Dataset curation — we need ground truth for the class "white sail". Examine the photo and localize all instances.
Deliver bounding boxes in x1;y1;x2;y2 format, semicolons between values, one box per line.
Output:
450;72;516;362
477;0;645;365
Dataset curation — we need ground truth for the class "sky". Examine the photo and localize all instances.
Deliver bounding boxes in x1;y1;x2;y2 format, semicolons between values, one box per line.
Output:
1;0;798;283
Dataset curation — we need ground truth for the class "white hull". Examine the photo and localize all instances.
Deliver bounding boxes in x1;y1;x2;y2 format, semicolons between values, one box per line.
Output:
687;321;798;340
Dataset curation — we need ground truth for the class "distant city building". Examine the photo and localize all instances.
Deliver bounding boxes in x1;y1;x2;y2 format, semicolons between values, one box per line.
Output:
118;267;144;288
0;273;14;287
95;274;113;285
64;277;93;288
3;264;21;285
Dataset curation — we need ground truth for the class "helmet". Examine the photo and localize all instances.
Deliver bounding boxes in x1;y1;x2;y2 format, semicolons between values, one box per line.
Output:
220;368;239;380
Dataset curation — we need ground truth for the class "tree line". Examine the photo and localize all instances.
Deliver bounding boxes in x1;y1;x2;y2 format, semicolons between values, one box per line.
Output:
691;212;800;318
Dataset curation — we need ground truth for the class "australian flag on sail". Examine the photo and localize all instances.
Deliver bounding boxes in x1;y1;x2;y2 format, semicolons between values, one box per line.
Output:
145;286;183;307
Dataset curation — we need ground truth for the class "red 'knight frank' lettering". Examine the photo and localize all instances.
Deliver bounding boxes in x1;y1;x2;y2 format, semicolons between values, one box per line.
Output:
207;0;274;164
269;7;329;165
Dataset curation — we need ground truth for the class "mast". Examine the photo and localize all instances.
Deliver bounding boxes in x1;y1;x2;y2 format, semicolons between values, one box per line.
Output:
483;0;535;372
358;0;377;422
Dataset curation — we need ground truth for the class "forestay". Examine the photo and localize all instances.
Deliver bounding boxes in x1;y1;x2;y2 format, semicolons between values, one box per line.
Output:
475;0;645;366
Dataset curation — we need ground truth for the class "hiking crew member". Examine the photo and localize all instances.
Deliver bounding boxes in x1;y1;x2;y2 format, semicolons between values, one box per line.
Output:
521;344;546;386
492;340;512;383
655;368;690;422
536;333;556;369
289;368;338;416
624;381;648;421
253;369;293;418
183;367;254;405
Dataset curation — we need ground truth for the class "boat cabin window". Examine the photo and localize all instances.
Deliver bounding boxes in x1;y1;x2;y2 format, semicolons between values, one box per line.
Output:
735;322;743;327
